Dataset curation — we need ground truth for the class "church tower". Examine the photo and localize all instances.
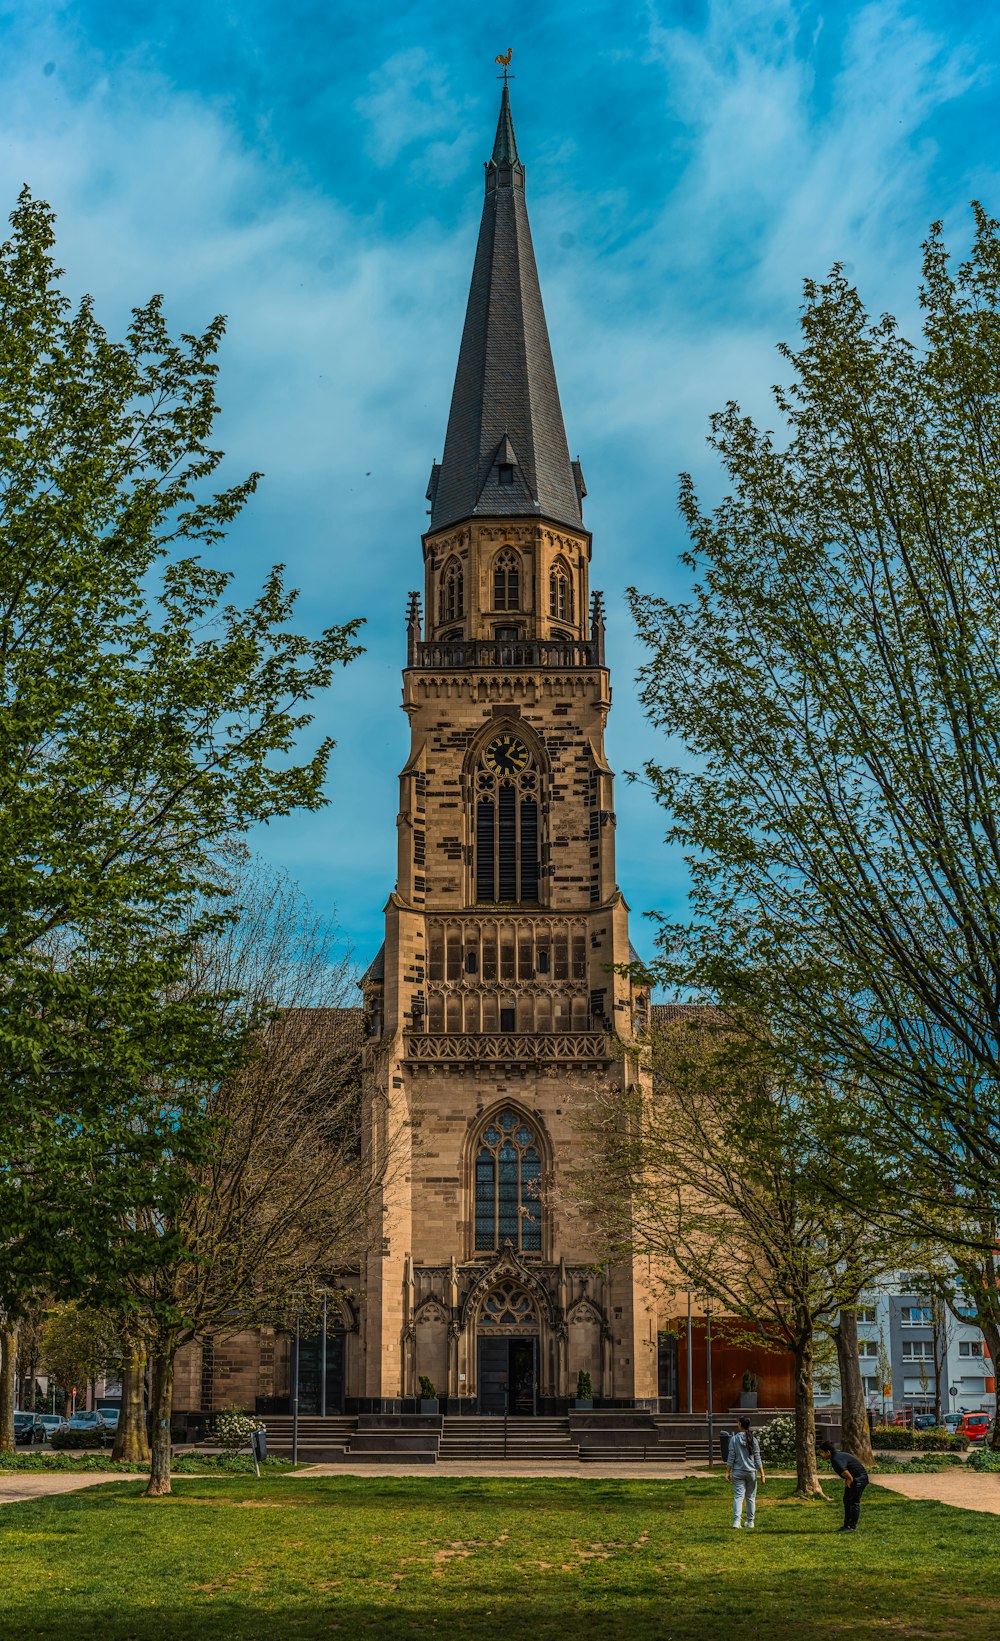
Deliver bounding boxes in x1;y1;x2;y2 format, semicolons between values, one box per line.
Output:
360;86;655;1413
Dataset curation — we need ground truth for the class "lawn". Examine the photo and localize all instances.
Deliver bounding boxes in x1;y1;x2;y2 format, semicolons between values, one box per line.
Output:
1;1475;996;1640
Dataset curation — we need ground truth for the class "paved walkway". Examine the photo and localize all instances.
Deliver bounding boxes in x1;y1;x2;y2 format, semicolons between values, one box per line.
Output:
871;1470;1000;1516
0;1472;142;1505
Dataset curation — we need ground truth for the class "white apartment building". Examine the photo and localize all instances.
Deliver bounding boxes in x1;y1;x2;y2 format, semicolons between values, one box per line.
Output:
815;1276;996;1420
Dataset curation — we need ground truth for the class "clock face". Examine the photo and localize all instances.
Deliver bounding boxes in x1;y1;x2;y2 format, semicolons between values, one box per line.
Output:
484;733;531;776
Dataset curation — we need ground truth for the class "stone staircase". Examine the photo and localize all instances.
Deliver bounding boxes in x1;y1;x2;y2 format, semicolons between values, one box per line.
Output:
438;1416;578;1462
261;1415;357;1462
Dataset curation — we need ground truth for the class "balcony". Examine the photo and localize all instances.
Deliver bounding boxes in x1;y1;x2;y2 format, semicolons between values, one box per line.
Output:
401;1030;613;1067
411;638;599;671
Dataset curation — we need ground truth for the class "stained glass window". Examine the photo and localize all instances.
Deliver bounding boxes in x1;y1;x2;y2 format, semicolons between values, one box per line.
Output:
474;1110;542;1252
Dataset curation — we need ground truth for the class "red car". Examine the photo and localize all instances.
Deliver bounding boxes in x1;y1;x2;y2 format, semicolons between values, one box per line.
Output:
956;1412;993;1443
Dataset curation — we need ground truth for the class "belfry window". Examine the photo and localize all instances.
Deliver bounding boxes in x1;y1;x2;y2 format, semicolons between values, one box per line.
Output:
549;559;573;622
439;558;464;624
475;731;540;904
474;1110;542;1252
493;549;520;611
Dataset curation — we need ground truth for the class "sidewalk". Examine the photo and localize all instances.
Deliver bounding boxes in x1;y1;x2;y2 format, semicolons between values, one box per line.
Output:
0;1472;142;1506
872;1471;1000;1516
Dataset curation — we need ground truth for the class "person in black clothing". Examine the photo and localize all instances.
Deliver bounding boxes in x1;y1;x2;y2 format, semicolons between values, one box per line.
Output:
819;1440;869;1531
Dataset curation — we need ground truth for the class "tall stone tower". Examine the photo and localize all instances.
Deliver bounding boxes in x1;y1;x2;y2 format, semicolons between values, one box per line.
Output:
360;86;655;1414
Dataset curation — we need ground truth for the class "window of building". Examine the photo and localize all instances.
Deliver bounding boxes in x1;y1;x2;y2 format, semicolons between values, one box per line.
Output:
900;1306;932;1327
474;1110;542;1253
549;558;574;622
439;557;464;624
497;464;515;486
493;549;520;611
858;1341;878;1358
959;1340;985;1357
475;738;539;904
857;1308;876;1324
901;1340;934;1359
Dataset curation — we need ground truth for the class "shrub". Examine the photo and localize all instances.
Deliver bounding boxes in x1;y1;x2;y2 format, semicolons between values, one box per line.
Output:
50;1429;103;1450
576;1371;593;1401
872;1426;915;1449
212;1406;265;1453
967;1446;1000;1472
171;1452;295;1474
0;1451;134;1473
919;1431;968;1452
741;1370;759;1392
757;1415;796;1463
418;1376;437;1401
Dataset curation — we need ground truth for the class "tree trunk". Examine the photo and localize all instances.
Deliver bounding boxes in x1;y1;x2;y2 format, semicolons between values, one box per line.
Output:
978;1314;1000;1451
0;1324;17;1454
834;1310;874;1465
793;1333;823;1496
113;1348;150;1465
146;1349;175;1496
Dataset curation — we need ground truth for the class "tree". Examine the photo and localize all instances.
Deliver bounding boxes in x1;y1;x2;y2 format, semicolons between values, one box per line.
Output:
0;189;363;1406
582;1014;874;1495
629;208;1000;1444
39;1304;119;1416
110;861;384;1495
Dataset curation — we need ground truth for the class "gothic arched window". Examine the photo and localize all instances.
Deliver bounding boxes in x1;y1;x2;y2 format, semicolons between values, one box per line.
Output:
493;549;520;611
439;557;464;624
549;558;573;622
475;732;539;904
474;1110;542;1252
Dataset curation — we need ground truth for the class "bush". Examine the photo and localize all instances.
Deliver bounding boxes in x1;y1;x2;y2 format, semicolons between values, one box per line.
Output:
172;1452;295;1474
757;1415;796;1463
0;1451;135;1473
576;1371;593;1401
212;1406;265;1453
967;1445;1000;1472
872;1426;915;1449
919;1431;968;1452
50;1429;104;1450
418;1376;437;1401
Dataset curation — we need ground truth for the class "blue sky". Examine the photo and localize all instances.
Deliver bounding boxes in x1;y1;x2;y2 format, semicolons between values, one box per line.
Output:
1;1;997;975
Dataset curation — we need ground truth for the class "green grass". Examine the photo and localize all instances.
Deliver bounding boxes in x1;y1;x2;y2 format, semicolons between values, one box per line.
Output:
1;1475;997;1639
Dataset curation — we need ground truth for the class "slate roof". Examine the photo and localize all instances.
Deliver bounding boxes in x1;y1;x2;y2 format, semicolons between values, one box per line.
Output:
427;86;584;534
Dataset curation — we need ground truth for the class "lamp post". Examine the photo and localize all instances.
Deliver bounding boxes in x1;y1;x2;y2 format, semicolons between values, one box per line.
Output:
706;1299;714;1466
686;1291;693;1416
291;1295;304;1466
320;1290;328;1419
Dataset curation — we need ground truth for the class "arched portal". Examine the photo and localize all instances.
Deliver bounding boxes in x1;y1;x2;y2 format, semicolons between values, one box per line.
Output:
476;1279;539;1414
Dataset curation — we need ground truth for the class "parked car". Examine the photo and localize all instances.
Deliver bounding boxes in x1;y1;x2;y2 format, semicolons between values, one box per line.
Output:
942;1413;962;1430
912;1414;940;1431
956;1412;993;1443
37;1415;67;1440
13;1412;47;1445
65;1410;108;1438
98;1409;121;1446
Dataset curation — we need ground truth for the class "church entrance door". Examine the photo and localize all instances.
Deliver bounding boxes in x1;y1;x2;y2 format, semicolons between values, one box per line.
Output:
477;1337;538;1415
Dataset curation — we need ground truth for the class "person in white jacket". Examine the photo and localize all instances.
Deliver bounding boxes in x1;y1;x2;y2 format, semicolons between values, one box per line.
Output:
726;1415;766;1528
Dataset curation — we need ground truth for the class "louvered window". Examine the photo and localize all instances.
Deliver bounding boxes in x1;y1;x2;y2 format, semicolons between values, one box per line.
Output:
475;785;539;904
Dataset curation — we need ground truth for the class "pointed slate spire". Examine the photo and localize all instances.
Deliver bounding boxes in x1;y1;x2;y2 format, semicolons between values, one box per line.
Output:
427;88;584;534
491;82;519;167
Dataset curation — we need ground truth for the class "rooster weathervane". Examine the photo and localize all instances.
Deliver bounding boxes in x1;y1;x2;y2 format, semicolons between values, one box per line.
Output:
495;48;513;84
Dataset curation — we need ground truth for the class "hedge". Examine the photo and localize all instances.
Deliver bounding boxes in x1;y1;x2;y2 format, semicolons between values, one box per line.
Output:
872;1426;967;1452
50;1429;106;1450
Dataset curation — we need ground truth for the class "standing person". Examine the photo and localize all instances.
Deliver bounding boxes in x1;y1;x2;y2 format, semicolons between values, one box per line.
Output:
819;1439;869;1532
726;1415;765;1529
